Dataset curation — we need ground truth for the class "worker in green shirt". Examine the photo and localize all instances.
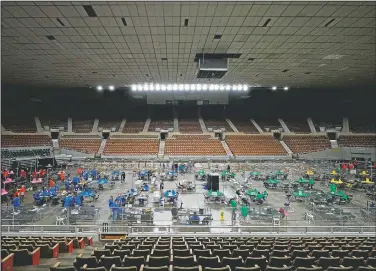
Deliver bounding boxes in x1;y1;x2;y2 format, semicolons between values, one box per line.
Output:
240;204;249;221
230;198;237;210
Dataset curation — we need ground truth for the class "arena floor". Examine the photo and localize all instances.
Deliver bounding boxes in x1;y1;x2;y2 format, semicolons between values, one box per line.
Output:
4;163;374;235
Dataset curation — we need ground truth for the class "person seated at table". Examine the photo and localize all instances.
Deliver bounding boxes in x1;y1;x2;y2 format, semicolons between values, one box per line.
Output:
189;212;200;224
33;192;42;205
64;194;73;208
262;190;268;200
255;192;264;204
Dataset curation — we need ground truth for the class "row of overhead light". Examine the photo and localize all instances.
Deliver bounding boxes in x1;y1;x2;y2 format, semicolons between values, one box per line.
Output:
131;84;249;92
273;86;289;91
97;85;115;91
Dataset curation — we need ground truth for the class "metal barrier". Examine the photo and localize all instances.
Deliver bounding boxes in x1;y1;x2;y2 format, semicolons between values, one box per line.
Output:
1;224;375;237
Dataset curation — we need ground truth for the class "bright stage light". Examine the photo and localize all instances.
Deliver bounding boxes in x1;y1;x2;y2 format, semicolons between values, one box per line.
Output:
178;84;184;91
284;86;289;91
202;84;208;91
213;85;219;90
155;84;160;91
272;86;277;91
242;85;248;91
131;85;137;91
143;84;149;91
191;84;196;91
184;84;189;91
108;85;115;91
137;85;142;91
232;85;238;91
173;84;178;91
97;85;103;92
197;84;202;91
237;85;242;91
209;84;214;91
150;84;155;91
167;84;172;91
226;85;231;91
219;85;225;91
161;84;166;91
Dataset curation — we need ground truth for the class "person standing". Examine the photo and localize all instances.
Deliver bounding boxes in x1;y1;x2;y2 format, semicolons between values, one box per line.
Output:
19;185;26;202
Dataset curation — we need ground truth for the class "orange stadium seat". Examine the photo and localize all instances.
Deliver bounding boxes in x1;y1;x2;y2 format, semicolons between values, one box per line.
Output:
225;135;286;156
204;119;233;132
230;120;259;134
2;135;51;148
122;121;145;133
104;139;159;155
72;120;94;133
337;135;376;148
59;139;101;154
165;135;226;156
179;119;202;134
283;136;331;153
283;119;311;133
148;120;174;131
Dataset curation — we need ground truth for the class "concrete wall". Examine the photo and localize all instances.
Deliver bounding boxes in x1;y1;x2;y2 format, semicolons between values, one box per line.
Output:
300;147;376;161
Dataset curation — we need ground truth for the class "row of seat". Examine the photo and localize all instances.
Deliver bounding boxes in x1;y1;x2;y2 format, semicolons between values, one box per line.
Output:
337;136;376;148
165;136;226;155
230;120;260;134
2;135;52;147
103;139;159;155
255;120;282;132
283;136;331;153
60;139;102;154
225;135;287;156
283;120;311;134
203;119;233;132
99;120;122;131
1;148;51;158
148;120;174;131
73;120;94;133
122;121;146;133
2;118;37;133
179;119;203;133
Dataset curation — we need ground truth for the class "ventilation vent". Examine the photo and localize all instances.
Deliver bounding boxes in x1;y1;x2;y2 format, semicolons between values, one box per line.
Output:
282;69;289;73
83;5;97;17
161;58;167;61
121;18;127;26
194;53;241;62
214;34;222;40
248;58;255;61
184;19;188;26
46;35;55;40
56;18;65;26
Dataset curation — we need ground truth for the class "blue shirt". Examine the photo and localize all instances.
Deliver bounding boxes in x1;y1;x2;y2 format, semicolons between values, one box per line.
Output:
13;197;21;207
64;196;73;207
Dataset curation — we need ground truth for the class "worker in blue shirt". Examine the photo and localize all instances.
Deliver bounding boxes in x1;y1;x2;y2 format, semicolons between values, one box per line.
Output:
13;195;21;208
189;212;200;224
108;196;114;208
74;194;81;206
111;200;119;222
64;194;73;208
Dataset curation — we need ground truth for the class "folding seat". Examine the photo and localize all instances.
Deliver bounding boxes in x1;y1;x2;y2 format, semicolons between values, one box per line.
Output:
105;244;121;253
233;241;246;247
73;256;99;270
138;245;153;251
173;266;202;271
343;246;356;252
140;266;169;271
271;250;290;257
195;249;212;257
221;256;244;271
257;245;272;251
292;257;316;269
123;256;146;270
366;257;376;267
80;266;107;271
241;245;256;252
317;257;340;270
223;245;238;252
251;249;270;259
331;250;349;259
212;249;231;260
268;257;292;268
359;247;374;253
245;257;268;271
10;248;40;266
173;245;188;250
92;249;112;260
133;249;150;258
265;267;291;271
204;242;216;246
291;250;310;259
356;267;376;271
155;244;170;250
233;249;251;261
151;249;170;256
307;245;322;252
173;249;192;256
100;256;123;270
218;242;230;247
198;256;221;269
342;257;365;269
2;244;17;250
326;267;353;271
311;250;330;260
146;256;170;267
369;251;376;258
110;267;138;271
121;244;137;251
274;245;289;251
205;267;231;271
235;267;261;271
18;244;35;252
325;246;340;252
351;251;369;259
173;255;198;267
296;267;323;271
56;240;74;253
35;243;59;258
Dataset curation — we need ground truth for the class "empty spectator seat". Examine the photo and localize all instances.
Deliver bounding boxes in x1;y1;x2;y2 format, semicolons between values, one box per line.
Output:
122;121;145;133
165;135;226;156
225;135;286;156
73;120;94;133
313;118;342;132
284;119;311;133
41;118;67;131
350;118;376;133
2;135;51;148
59;139;101;154
103;139;159;155
98;119;121;131
204;119;233;132
337;135;376;148
255;119;282;132
283;136;331;153
230;120;259;134
148;120;174;132
179;119;202;133
2;118;37;133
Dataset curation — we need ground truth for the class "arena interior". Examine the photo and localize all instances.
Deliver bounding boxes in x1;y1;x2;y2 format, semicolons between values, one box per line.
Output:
1;1;376;271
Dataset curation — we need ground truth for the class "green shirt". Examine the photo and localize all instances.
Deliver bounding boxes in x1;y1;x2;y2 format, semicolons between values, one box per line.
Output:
240;205;249;217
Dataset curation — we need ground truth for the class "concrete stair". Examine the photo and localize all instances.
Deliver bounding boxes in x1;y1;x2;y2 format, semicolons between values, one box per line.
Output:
158;140;165;156
342;117;350;133
250;119;264;133
330;140;339;148
98;139;107;154
278;118;291;133
143;117;151;132
119;119;127;132
92;118;99;132
280;140;293;155
52;139;59;149
198;117;207;133
35;116;43;132
68;117;72;132
221;140;233;157
307;117;316;133
226;118;239;132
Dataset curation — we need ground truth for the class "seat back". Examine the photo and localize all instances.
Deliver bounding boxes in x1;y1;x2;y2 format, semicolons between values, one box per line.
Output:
173;249;191;256
123;256;145;269
198;256;220;269
148;256;170;267
174;256;196;267
100;256;122;269
222;257;244;271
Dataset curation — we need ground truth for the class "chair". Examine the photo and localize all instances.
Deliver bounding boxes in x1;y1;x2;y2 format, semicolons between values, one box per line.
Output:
155;245;170;250
92;249;112;260
36;243;59;258
113;250;131;259
198;256;221;269
73;256;100;270
351;251;369;259
311;250;330;260
268;257;292;268
233;249;251;261
191;245;205;250
106;244;121;253
110;267;138;271
173;266;202;271
173;256;198;267
265;267;290;271
271;250;290;257
296;267;323;271
327;267;353;271
251;250;269;259
10;248;40;266
173;249;192;256
235;267;261;271
331;250;350;259
146;256;170;267
365;257;376;267
245;257;267;271
342;257;364;269
292;257;316;269
122;245;137;251
357;267;376;271
50;262;76;271
212;249;231;260
80;266;107;271
194;249;212;257
222;257;244;271
152;249;170;256
133;250;150;258
173;245;189;250
317;257;340;270
123;256;146;270
205;267;231;271
139;245;153;251
100;256;123;270
291;250;310;259
139;265;169;271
